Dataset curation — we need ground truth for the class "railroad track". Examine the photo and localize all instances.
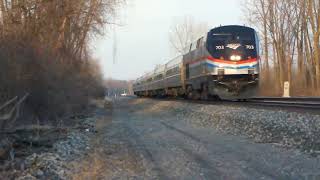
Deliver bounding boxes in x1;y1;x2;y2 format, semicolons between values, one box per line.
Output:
133;96;320;110
167;96;320;110
246;97;320;109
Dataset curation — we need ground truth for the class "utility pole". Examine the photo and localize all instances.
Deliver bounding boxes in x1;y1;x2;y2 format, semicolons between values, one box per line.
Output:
112;26;117;65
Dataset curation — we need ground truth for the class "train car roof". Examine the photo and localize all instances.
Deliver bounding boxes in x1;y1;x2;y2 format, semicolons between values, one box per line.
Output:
210;25;255;33
166;55;182;68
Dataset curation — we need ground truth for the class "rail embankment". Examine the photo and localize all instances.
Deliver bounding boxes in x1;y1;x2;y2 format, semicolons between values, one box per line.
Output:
134;99;320;155
171;101;320;155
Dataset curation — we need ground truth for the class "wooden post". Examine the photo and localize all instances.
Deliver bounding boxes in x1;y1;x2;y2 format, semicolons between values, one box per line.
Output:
283;81;290;97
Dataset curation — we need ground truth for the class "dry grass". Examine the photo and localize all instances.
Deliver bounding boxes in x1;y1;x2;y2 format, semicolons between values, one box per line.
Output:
70;108;144;179
133;100;177;114
258;69;320;97
71;150;107;180
145;101;174;113
128;98;149;105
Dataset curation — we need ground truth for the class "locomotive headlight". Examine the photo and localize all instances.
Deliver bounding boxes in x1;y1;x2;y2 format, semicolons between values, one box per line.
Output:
230;55;241;61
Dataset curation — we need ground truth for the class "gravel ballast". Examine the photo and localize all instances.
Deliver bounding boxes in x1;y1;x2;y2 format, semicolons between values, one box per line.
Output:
16;117;98;180
166;101;320;154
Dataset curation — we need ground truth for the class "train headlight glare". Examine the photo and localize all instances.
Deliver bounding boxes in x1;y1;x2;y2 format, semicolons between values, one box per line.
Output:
230;55;241;61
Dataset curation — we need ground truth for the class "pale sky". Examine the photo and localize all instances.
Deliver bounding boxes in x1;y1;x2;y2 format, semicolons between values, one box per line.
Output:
93;0;244;80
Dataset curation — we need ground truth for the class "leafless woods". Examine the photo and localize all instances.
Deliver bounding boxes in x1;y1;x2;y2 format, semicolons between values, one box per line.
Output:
0;0;124;121
244;0;320;96
169;16;208;55
0;0;123;59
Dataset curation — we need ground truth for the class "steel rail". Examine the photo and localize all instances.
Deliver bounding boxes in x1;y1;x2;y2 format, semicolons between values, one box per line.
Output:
250;97;320;102
135;96;320;109
164;96;320;109
246;97;320;109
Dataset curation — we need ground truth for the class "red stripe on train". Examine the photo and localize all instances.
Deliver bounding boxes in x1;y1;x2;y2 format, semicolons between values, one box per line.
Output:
187;56;258;65
206;56;258;64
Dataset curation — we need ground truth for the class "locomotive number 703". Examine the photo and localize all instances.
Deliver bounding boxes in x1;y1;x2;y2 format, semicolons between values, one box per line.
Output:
246;45;255;49
216;46;225;50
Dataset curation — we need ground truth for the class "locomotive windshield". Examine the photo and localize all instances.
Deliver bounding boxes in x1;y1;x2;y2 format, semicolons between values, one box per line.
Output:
206;26;258;61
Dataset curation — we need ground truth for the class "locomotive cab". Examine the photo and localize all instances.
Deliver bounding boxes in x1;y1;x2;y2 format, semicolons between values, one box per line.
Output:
205;25;260;99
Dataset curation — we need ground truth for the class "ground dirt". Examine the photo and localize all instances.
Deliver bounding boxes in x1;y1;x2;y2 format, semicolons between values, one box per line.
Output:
67;97;320;180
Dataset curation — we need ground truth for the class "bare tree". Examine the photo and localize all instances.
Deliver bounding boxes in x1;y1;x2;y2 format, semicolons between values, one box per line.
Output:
243;0;320;96
169;16;208;55
243;0;271;71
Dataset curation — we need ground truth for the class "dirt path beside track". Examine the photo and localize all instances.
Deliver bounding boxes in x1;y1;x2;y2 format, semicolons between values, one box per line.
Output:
70;97;320;180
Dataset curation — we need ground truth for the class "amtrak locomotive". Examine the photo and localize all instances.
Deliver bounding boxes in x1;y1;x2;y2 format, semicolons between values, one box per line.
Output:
133;25;259;100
